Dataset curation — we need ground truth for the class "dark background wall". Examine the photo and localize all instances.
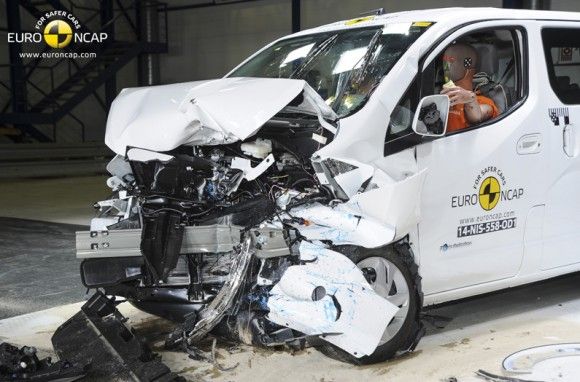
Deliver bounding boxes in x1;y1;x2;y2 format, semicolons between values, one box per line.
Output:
0;0;578;147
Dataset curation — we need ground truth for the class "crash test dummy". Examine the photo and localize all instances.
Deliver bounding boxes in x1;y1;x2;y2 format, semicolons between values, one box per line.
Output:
440;43;499;132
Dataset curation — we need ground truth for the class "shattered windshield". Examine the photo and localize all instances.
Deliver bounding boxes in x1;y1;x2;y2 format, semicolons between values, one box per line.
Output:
229;22;432;117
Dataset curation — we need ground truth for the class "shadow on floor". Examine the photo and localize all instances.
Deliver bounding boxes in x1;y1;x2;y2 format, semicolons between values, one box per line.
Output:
0;217;87;319
426;271;580;334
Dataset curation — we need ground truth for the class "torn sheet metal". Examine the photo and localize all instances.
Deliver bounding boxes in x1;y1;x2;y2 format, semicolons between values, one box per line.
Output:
184;237;254;345
502;343;580;374
105;77;337;155
90;217;121;231
252;227;290;258
126;147;174;162
290;202;395;248
266;241;399;357
231;154;276;181
348;168;427;240
106;154;134;191
330;158;375;198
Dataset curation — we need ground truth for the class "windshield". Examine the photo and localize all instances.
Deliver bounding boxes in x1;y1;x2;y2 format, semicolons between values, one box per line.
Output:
229;22;432;118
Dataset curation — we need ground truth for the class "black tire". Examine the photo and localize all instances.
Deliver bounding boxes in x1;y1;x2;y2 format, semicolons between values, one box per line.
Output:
314;241;423;365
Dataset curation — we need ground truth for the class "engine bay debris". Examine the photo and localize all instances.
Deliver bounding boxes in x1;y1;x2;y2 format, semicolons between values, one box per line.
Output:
59;76;426;376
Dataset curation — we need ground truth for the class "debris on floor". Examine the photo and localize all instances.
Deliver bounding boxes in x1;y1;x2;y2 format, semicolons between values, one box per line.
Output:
51;291;184;381
475;369;540;382
0;342;87;381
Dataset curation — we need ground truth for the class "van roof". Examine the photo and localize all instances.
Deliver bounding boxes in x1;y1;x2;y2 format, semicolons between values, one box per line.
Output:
291;7;580;37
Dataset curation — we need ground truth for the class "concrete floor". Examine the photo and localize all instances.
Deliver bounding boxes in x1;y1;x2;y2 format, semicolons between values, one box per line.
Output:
0;218;85;319
0;176;107;319
1;176;580;381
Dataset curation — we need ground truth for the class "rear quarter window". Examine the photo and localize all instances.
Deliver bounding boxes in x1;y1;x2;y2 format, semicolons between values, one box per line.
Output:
542;27;580;104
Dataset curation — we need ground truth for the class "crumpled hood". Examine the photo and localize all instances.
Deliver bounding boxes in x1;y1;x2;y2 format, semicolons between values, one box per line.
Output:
105;77;338;155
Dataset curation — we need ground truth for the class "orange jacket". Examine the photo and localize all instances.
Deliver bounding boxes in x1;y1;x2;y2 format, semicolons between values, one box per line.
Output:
447;95;499;133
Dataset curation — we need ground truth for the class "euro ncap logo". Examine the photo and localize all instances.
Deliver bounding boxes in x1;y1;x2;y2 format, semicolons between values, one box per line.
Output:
43;20;73;48
6;10;107;51
479;176;500;211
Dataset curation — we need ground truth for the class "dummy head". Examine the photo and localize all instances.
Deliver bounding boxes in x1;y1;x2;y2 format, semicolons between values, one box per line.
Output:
442;43;478;83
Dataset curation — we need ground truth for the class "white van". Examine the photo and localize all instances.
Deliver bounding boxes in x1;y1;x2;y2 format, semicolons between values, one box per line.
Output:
79;7;580;364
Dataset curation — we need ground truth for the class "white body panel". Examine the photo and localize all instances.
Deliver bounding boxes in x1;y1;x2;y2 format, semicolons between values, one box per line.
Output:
105;7;580;317
540;21;580;272
416;20;543;295
267;241;398;357
105;77;336;155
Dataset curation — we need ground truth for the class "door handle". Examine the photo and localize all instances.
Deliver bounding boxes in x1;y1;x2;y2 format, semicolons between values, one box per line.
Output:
517;133;542;155
563;124;576;157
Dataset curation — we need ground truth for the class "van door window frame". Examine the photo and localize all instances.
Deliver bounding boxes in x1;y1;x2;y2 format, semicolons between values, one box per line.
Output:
541;26;580;105
420;25;529;136
384;22;529;156
384;76;423;156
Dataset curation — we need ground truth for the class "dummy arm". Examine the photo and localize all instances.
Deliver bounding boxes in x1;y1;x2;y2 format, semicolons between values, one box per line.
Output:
441;86;493;124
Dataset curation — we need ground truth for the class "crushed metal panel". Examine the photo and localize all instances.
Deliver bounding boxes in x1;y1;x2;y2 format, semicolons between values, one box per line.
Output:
105;77;336;155
348;168;427;240
266;241;399;357
76;224;242;258
183;237;255;345
252;227;290;258
289;202;395;248
231;154;276;181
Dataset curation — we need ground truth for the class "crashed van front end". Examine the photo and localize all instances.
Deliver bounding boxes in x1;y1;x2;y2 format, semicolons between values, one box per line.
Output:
68;19;436;365
72;76;426;363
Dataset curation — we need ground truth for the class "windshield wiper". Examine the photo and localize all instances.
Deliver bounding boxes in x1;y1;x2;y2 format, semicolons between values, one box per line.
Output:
331;29;382;111
290;34;338;79
352;29;382;84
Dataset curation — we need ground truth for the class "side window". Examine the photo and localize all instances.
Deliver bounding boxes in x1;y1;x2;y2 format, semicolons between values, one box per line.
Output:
542;28;580;104
422;27;526;134
384;77;422;156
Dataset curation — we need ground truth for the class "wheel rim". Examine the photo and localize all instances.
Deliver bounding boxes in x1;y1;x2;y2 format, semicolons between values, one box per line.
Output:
357;256;410;346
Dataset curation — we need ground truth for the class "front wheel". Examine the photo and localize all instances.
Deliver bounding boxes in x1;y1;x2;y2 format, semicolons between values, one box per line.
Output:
315;243;423;365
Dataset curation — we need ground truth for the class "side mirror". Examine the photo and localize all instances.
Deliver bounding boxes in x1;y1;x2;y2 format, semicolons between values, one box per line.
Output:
412;95;449;137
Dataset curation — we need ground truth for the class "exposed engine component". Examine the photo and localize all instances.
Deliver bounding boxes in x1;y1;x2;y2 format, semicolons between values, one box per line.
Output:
78;97;419;366
241;138;273;159
86;113;334;323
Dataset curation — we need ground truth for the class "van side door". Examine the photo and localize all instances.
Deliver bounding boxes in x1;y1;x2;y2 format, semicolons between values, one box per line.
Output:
415;22;544;297
539;23;580;270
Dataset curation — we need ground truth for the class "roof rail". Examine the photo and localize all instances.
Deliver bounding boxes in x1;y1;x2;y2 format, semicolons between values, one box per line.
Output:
359;8;385;17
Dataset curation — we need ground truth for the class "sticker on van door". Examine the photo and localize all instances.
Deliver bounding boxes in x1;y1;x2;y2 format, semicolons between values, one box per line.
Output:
549;107;569;126
450;166;524;238
478;176;500;210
